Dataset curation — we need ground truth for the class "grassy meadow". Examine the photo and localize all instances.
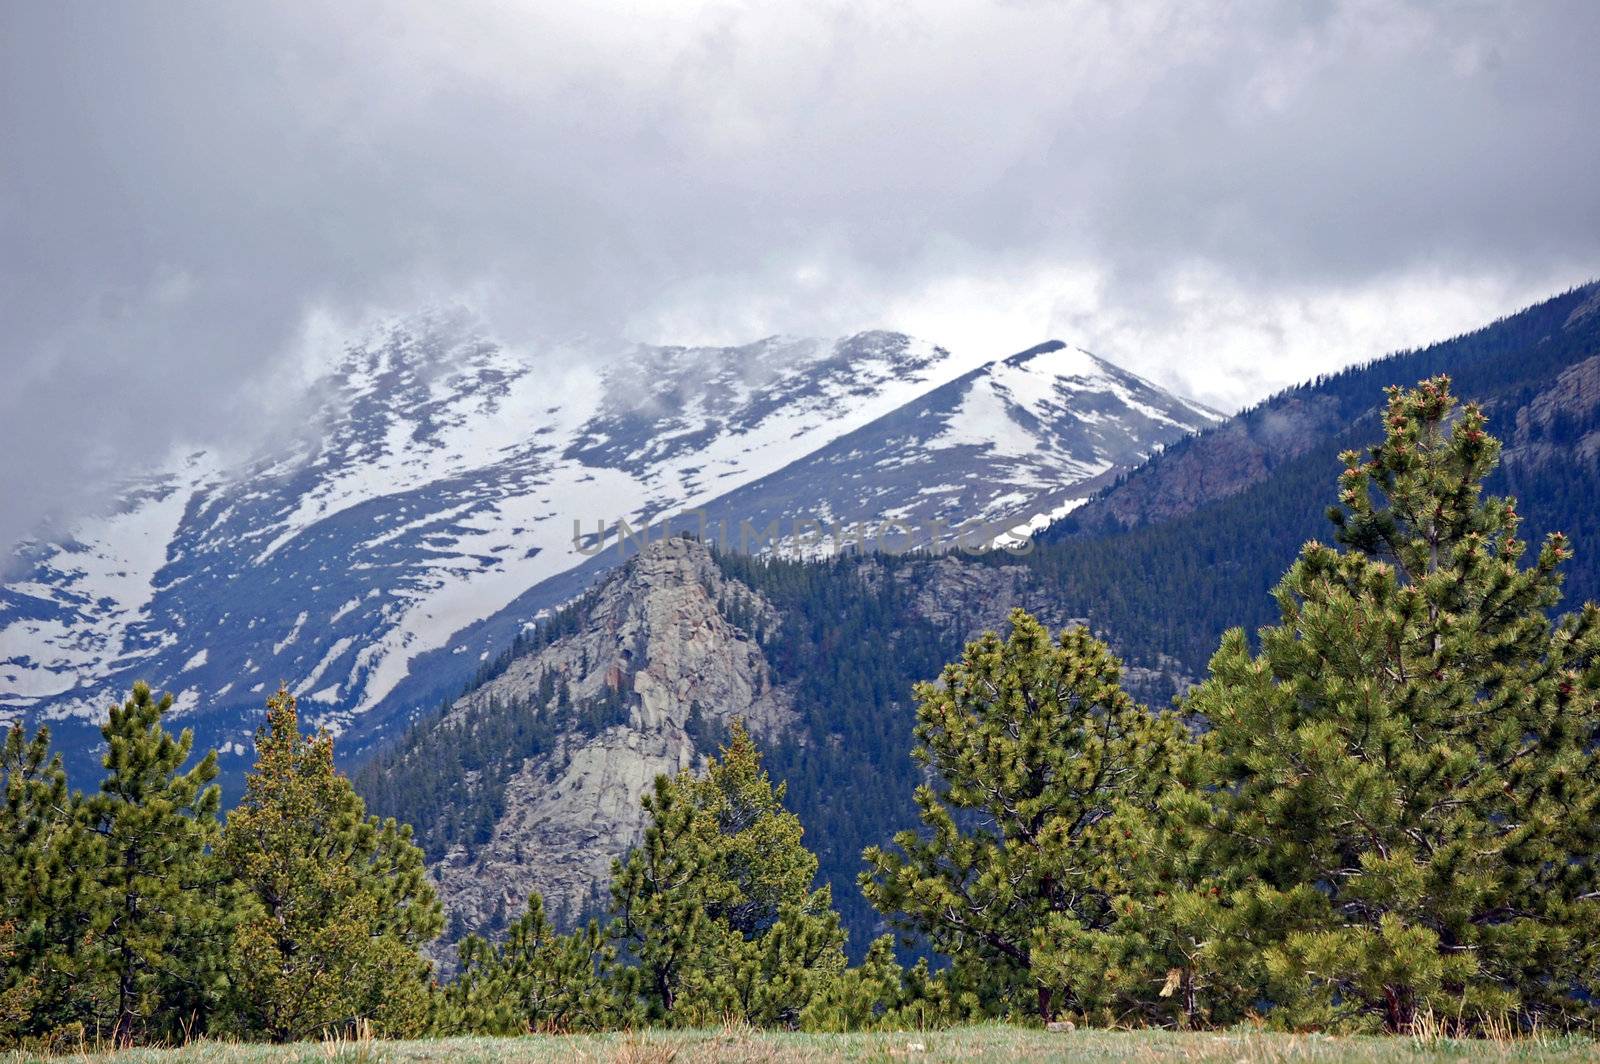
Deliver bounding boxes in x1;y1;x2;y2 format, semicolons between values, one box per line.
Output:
8;1025;1597;1064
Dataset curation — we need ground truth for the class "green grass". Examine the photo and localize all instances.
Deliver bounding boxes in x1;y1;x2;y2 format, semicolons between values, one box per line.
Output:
9;1026;1598;1064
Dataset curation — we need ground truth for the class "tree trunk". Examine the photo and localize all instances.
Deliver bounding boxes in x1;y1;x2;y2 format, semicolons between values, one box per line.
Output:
1037;985;1053;1022
1384;985;1414;1033
114;954;136;1048
657;964;675;1013
115;877;139;1048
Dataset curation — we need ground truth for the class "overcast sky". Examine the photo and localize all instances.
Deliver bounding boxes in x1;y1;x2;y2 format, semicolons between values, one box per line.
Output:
3;1;1598;551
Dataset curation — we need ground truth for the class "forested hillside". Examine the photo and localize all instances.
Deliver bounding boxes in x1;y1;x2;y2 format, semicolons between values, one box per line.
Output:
1064;282;1600;535
707;552;968;949
722;283;1600;948
354;284;1600;961
1024;281;1600;691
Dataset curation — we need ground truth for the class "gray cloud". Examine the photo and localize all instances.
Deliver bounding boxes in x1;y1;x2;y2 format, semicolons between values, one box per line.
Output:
3;0;1598;553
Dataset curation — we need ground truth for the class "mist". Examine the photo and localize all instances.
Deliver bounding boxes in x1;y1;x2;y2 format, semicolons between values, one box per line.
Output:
4;1;1597;552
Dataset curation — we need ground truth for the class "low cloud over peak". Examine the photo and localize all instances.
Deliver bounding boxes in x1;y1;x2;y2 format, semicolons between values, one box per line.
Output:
3;1;1597;550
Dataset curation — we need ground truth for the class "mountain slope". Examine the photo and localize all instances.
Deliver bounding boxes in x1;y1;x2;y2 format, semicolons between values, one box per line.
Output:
1059;281;1600;536
1016;280;1600;695
0;326;957;763
0;321;1213;785
358;283;1600;960
675;340;1221;554
348;340;1220;756
360;535;1082;957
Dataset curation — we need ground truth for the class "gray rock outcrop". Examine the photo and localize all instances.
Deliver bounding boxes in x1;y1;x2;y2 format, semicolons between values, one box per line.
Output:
430;537;792;942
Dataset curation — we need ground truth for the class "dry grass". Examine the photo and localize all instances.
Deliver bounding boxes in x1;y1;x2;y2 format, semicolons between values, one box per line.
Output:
6;1024;1596;1064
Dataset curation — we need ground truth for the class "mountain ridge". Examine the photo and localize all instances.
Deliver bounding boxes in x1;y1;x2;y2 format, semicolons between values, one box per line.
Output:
356;283;1600;959
1051;280;1600;539
0;323;1214;787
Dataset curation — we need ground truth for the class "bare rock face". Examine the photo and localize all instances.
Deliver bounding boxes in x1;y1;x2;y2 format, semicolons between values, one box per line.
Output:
896;553;1084;640
430;537;792;942
1077;394;1346;532
883;553;1193;699
1509;353;1600;466
1564;286;1600;329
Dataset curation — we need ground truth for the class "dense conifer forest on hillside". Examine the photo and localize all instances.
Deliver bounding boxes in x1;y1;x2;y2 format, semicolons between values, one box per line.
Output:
355;286;1600;961
9;364;1600;1048
1030;283;1600;683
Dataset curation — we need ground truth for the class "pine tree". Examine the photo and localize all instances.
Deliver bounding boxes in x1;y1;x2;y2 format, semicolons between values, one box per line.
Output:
0;723;100;1044
798;934;967;1031
860;609;1189;1022
609;721;847;1027
76;683;230;1046
219;686;443;1042
445;892;622;1034
1187;376;1600;1031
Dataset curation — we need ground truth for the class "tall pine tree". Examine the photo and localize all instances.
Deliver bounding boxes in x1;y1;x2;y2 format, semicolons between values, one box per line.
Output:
1187;376;1600;1031
610;721;847;1027
82;682;228;1047
219;686;443;1042
0;723;99;1045
861;609;1189;1022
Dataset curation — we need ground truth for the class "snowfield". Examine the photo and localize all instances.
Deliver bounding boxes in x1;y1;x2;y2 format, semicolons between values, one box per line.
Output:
0;321;1216;776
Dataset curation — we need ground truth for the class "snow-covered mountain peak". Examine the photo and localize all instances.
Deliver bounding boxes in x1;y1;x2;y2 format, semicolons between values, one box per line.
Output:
0;320;1215;788
1;323;975;745
992;340;1221;427
634;337;1224;567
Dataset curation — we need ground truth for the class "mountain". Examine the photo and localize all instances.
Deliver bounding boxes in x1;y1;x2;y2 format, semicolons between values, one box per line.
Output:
1016;279;1600;690
359;534;1084;958
665;340;1221;556
0;317;1215;784
349;337;1222;760
358;282;1600;960
1061;281;1600;537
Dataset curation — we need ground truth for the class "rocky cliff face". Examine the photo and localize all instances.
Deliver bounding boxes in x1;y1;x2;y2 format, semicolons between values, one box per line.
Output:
884;553;1194;700
1508;353;1600;466
415;535;1199;958
889;553;1080;637
429;537;793;941
1067;393;1348;533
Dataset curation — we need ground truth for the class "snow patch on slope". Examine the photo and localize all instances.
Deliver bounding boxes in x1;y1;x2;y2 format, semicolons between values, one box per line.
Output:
2;319;1219;773
0;453;218;715
932;376;1043;457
